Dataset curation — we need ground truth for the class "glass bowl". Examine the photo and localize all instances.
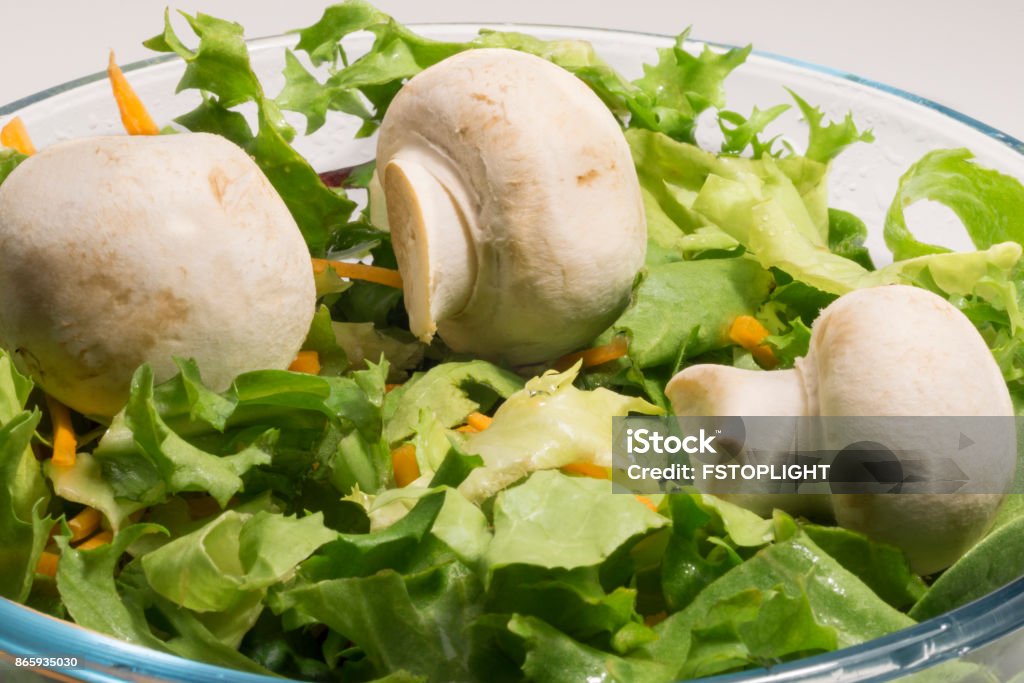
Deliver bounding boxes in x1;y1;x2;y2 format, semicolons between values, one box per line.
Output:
2;23;1023;683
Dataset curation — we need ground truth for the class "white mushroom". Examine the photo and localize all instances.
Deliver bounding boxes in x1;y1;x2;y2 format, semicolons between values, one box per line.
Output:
0;133;315;417
376;48;646;365
666;285;1015;574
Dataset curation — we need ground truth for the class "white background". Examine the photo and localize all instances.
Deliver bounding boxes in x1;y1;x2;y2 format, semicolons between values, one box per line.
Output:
1;0;1022;140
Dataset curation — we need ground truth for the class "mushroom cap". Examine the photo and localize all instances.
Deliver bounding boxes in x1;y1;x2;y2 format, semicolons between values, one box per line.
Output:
806;285;1014;574
0;133;315;417
376;47;646;365
801;284;1012;418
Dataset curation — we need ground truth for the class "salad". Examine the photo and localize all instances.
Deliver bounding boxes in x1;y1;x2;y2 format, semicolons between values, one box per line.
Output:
1;2;1024;681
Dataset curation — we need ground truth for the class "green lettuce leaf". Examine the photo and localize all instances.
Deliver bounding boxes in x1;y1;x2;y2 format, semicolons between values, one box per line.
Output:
485;471;666;573
0;350;52;602
482;471;664;650
788;89;874;163
630;30;749;143
458;366;660;502
828;207;875;269
55;524;169;648
718;104;789;158
509;615;674;683
278;562;483;682
885;148;1024;259
642;532;913;679
660;494;774;613
614;258;774;368
383;361;523;445
802;524;926;610
93;365;273;507
142;510;335;612
910;512;1024;621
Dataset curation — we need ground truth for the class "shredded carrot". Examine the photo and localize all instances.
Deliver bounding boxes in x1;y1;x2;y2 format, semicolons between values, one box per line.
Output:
391;444;419;487
455;424;479;434
466;412;493;432
44;395;77;468
560;462;611;479
636;495;658;512
36;551;59;577
68;507;102;543
289;350;321;374
77;530;113;551
728;315;778;369
553;335;629;372
107;51;160;136
0;116;36;155
312;258;403;289
385;383;402;393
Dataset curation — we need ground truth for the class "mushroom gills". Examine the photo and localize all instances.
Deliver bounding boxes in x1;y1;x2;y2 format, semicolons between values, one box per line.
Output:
384;156;477;343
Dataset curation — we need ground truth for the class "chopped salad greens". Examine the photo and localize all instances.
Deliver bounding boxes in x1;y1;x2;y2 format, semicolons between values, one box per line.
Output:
2;2;1024;681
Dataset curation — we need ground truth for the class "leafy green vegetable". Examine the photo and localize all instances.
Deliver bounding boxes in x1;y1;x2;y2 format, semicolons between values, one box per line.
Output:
614;258;774;368
909;512;1024;621
802;524;926;610
279;562;483;682
718;104;789;158
142;510;335;612
510;615;673;683
630;30;749;143
886;148;1024;259
828;207;876;269
485;471;666;573
660;494;773;613
93;365;273;507
383;361;523;445
788;89;874;163
642;532;914;679
55;524;169;648
0;350;52;602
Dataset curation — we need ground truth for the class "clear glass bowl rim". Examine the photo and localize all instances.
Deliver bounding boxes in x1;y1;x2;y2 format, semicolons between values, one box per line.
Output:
1;22;1023;683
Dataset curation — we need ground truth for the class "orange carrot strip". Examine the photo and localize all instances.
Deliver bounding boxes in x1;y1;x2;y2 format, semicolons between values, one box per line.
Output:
45;395;77;468
311;258;403;289
68;507;102;543
391;444;419;487
560;462;611;479
289;350;321;375
107;51;160;136
553;335;629;372
728;315;778;369
77;530;113;551
466;412;493;432
0;116;36;155
385;383;402;393
36;551;59;577
455;424;479;434
636;495;658;512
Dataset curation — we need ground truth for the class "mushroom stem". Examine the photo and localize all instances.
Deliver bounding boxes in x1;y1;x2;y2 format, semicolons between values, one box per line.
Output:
384;157;477;343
